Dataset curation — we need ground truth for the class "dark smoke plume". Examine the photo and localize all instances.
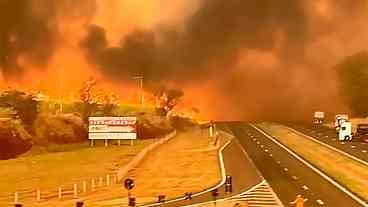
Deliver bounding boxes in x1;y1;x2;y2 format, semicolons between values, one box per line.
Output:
81;0;308;81
0;0;96;77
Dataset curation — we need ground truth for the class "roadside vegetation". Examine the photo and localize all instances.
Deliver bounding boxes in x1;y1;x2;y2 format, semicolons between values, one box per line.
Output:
0;78;197;160
258;122;368;201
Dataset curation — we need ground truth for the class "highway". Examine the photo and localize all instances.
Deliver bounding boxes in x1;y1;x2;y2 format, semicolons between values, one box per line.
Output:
229;122;365;207
286;123;368;162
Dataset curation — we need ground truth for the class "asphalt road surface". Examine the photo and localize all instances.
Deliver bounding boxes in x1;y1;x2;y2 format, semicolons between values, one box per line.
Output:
286;123;368;163
228;122;366;207
141;126;263;207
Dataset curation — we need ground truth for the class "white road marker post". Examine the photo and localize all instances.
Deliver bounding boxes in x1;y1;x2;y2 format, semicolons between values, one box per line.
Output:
99;177;103;187
36;189;41;202
91;178;96;191
106;174;110;186
83;181;87;193
58;187;62;200
74;184;78;198
14;192;19;204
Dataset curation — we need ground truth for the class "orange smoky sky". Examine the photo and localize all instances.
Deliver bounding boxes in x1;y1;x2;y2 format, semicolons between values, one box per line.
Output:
1;0;368;121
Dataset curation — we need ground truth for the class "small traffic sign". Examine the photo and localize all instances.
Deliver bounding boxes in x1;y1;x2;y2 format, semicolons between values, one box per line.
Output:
124;178;135;190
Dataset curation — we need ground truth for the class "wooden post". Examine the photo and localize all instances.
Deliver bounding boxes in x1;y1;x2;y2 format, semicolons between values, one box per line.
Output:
118;140;121;146
91;178;96;191
36;189;41;202
58;187;62;199
130;139;134;146
106;174;110;186
90;139;94;147
74;184;78;198
82;181;87;193
105;139;108;147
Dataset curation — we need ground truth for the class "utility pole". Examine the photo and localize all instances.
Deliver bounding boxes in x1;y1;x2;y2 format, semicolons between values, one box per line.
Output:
132;76;144;109
58;69;63;113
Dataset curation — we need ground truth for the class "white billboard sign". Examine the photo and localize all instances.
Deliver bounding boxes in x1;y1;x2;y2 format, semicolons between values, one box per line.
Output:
88;117;137;140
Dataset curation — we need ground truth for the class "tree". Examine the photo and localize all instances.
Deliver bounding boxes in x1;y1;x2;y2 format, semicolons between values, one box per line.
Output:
336;51;368;116
79;77;98;121
79;77;120;120
155;89;184;116
0;88;39;128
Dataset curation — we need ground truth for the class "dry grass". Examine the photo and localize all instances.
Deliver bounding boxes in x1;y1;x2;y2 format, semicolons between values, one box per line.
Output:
82;128;230;207
258;122;368;200
0;140;153;206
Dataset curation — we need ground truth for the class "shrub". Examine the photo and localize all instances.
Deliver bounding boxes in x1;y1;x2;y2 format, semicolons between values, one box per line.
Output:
34;113;87;144
0;119;32;160
169;116;196;131
137;114;174;139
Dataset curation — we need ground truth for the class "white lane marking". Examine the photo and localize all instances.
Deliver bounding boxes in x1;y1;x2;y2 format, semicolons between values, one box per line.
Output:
351;146;356;149
270;154;273;157
286;126;368;167
362;150;367;153
292;176;298;180
251;124;368;207
317;199;325;205
140;138;232;207
302;185;309;190
283;168;288;172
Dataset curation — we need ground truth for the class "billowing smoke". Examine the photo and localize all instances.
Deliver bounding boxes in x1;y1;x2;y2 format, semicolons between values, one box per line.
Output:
2;0;368;121
81;0;308;81
0;0;96;77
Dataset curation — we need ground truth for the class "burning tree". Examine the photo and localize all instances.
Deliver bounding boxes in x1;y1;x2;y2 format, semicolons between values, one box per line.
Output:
79;77;98;121
79;77;120;120
155;89;184;116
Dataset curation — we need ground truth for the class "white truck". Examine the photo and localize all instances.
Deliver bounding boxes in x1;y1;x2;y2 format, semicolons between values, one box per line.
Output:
338;121;353;141
334;114;349;133
313;111;325;124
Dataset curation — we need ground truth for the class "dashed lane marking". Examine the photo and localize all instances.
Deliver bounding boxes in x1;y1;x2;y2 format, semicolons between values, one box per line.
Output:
251;124;368;207
317;199;325;205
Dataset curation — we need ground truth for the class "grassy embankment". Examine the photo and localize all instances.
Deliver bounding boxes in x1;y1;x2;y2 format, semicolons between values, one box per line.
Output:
89;128;231;207
0;139;153;206
257;122;368;201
